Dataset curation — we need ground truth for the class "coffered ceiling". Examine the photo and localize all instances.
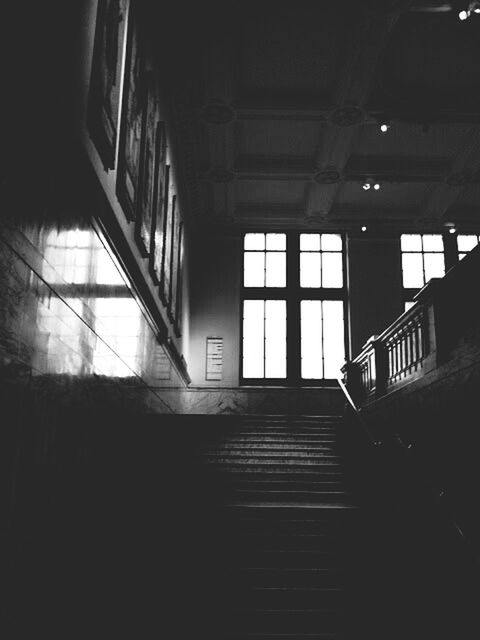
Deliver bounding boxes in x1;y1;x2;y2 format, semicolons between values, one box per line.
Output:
151;0;480;232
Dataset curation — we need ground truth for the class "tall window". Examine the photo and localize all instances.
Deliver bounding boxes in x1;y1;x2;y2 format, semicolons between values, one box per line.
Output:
457;234;480;261
401;234;445;310
242;232;346;384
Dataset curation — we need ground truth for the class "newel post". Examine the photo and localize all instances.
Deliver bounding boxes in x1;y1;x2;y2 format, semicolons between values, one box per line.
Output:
413;278;441;369
341;361;362;406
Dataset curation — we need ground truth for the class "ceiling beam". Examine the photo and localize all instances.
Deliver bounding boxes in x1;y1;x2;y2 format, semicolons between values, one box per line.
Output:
306;7;409;219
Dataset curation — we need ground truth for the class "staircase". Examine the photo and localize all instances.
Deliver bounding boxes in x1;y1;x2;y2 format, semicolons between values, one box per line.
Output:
193;414;362;640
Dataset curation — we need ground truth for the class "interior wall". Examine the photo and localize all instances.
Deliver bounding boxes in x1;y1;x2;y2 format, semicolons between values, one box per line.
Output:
78;0;190;377
347;234;404;356
188;232;242;387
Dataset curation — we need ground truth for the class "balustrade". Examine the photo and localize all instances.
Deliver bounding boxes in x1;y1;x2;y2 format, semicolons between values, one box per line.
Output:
343;240;480;405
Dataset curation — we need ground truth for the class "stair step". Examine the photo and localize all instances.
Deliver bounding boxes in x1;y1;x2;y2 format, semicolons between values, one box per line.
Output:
226;503;357;513
202;452;341;461
224;471;345;483
213;437;338;444
234;516;355;535
201;443;338;452
240;568;344;588
239;416;341;423
235;550;342;569
239;533;342;551
234;481;346;491
233;490;351;504
224;609;343;633
222;632;344;640
224;428;338;434
242;587;344;609
203;459;343;468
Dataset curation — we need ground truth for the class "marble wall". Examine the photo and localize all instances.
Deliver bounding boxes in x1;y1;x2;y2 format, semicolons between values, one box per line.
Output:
0;173;184;413
157;386;345;416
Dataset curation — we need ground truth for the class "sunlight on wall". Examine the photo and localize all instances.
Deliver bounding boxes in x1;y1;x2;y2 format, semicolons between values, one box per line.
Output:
38;227;144;377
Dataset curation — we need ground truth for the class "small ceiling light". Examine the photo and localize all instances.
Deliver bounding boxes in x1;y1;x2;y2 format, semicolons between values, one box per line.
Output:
361;226;367;232
380;123;390;133
449;226;457;234
373;183;381;190
363;182;371;191
459;2;480;20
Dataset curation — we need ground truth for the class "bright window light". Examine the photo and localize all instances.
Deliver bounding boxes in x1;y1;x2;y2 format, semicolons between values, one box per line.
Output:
242;300;286;379
244;233;286;288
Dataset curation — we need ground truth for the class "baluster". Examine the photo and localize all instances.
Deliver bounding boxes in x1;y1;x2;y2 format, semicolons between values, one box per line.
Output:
412;321;418;367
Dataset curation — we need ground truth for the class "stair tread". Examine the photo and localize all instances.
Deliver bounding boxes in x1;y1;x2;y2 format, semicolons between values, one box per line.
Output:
227;502;357;509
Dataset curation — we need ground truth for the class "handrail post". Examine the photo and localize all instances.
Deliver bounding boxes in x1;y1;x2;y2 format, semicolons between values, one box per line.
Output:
373;338;388;399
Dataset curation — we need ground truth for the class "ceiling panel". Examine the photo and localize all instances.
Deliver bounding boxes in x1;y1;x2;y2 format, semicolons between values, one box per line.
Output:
350;123;475;159
236;179;306;206
236;119;323;160
234;11;342;100
371;13;480;107
335;181;436;209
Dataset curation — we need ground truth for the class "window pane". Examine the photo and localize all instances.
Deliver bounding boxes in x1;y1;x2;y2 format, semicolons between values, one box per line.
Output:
405;301;416;312
300;233;320;251
300;253;321;288
402;253;424;288
243;300;264;378
322;252;343;288
266;233;286;251
457;234;479;253
459;252;467;261
323;301;345;379
424;253;445;282
422;234;443;252
401;234;422;252
301;300;323;379
244;252;265;287
244;233;265;250
265;300;286;378
321;234;342;251
266;252;286;287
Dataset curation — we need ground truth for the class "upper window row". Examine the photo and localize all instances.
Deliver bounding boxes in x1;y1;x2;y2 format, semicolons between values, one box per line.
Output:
244;232;480;291
244;233;343;289
401;233;480;290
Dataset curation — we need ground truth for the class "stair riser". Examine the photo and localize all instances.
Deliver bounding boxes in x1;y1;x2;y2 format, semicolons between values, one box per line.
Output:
203;459;344;468
232;491;351;504
201;444;339;451
223;472;345;483
226;611;343;634
240;531;342;552
240;588;344;609
234;552;342;569
233;482;347;491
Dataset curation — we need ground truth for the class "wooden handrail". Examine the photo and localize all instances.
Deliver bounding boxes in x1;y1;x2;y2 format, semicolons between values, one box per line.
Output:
337;376;381;447
337;374;476;568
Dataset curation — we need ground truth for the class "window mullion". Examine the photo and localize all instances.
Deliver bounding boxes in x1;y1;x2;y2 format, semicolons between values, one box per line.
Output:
287;232;300;384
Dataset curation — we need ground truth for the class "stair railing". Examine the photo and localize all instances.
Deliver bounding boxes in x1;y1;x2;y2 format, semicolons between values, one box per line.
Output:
337;374;479;569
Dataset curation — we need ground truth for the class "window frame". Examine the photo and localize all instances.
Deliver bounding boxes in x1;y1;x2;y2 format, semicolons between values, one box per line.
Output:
240;230;349;387
400;233;446;308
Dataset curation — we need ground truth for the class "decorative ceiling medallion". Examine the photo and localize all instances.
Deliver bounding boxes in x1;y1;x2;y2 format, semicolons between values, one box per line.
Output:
313;168;341;184
445;170;472;187
201;102;236;124
330;105;364;127
208;168;235;183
